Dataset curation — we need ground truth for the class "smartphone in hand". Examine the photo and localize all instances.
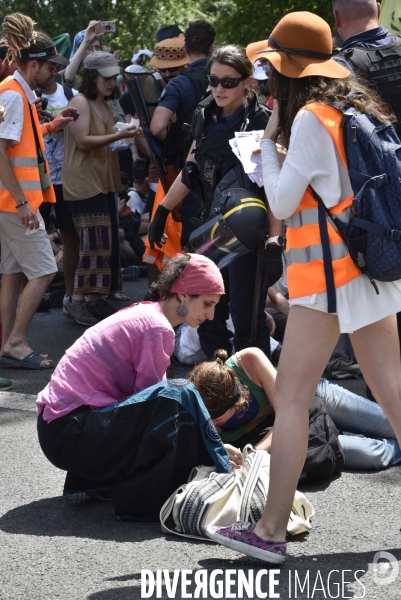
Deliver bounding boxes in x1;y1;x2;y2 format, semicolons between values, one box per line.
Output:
95;21;116;34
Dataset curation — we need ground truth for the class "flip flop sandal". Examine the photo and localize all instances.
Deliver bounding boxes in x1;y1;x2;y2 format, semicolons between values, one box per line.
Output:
0;351;53;370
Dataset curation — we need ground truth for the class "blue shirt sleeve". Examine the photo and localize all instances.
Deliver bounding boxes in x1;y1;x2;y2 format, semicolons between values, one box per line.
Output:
158;75;197;116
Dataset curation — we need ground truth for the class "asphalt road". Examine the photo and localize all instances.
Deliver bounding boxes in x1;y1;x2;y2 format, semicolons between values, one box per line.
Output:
0;278;400;599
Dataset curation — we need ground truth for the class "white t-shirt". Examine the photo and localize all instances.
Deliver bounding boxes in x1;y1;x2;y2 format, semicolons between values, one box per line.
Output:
127;188;148;214
41;83;78;185
0;70;36;143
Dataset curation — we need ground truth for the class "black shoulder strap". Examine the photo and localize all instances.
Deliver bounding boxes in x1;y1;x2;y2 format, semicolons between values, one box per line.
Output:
187;92;215;142
182;66;209;101
246;94;272;131
62;84;74;102
311;188;337;313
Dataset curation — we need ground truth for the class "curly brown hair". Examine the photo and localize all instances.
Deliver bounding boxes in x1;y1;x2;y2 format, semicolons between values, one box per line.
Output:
270;68;396;148
146;253;199;301
189;349;249;417
79;69;117;101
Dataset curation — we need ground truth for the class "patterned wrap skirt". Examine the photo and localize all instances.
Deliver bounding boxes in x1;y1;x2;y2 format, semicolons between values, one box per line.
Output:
67;192;122;295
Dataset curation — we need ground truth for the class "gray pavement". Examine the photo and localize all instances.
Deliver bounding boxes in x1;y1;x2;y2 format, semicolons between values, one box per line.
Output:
0;279;400;599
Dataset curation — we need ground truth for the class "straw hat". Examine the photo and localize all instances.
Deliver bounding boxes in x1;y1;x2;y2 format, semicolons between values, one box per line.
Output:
246;12;350;79
149;38;189;69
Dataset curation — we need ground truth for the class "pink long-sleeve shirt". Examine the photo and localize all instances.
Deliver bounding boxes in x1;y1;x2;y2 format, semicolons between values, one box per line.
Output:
37;302;175;423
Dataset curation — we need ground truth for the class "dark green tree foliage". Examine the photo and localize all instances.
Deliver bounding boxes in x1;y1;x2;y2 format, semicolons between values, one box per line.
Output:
0;0;334;57
217;0;335;46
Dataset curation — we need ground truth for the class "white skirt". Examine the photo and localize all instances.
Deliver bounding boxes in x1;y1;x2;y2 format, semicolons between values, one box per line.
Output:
289;274;401;333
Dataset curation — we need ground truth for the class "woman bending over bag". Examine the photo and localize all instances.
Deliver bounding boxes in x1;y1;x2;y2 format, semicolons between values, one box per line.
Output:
36;253;225;505
205;12;401;564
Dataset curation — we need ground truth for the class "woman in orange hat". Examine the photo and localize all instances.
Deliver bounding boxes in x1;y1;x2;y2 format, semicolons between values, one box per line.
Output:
206;11;401;563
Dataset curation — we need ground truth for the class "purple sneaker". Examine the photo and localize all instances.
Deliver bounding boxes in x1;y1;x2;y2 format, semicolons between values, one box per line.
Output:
206;521;286;563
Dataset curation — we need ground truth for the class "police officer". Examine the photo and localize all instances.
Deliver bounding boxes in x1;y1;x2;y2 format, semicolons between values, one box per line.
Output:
149;45;283;358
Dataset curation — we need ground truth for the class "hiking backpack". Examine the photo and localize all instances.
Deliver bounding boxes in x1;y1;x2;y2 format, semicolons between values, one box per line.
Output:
314;101;401;313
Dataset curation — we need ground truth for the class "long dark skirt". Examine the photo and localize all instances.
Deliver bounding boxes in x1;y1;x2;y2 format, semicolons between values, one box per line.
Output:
67;192;121;294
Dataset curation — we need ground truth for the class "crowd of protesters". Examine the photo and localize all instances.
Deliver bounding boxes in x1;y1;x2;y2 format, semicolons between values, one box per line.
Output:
1;0;401;566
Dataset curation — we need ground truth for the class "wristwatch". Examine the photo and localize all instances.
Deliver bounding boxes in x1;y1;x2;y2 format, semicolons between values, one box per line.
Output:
266;236;286;246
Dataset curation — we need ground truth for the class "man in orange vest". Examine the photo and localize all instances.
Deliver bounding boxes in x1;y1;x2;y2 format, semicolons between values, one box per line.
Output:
0;18;75;369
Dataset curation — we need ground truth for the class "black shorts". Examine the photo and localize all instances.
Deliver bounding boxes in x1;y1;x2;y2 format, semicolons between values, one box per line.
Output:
40;184;77;233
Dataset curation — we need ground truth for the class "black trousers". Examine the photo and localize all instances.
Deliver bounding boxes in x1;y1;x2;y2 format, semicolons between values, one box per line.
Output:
37;398;212;520
198;251;271;359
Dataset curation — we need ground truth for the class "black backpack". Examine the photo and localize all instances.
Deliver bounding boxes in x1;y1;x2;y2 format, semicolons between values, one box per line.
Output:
163;66;209;171
302;396;345;482
334;38;401;137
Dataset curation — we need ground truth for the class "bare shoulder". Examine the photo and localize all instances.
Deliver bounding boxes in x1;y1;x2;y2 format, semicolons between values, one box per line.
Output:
237;347;271;382
68;94;89;112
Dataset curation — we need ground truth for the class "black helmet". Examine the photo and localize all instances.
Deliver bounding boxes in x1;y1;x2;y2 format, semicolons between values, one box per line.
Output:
189;186;267;269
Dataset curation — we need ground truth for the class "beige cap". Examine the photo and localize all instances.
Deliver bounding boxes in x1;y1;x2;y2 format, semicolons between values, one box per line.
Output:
83;51;120;77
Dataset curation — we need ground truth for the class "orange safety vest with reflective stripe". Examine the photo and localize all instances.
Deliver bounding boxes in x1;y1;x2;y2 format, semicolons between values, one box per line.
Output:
285;102;361;299
143;165;182;270
0;78;56;213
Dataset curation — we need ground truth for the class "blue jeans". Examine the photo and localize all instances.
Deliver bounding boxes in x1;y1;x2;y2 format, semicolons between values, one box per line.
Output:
315;378;401;470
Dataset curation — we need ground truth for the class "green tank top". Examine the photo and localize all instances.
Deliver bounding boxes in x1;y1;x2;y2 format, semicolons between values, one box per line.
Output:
221;356;274;443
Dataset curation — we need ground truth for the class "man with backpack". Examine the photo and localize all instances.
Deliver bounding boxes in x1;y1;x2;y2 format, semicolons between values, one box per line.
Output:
332;0;401;392
332;0;401;136
37;75;80;320
149;20;216;248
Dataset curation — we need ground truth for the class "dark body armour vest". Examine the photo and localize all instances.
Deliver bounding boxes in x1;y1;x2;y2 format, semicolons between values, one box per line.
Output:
184;93;271;217
335;38;401;137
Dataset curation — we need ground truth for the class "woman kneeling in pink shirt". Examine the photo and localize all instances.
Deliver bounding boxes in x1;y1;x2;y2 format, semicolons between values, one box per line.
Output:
36;253;225;511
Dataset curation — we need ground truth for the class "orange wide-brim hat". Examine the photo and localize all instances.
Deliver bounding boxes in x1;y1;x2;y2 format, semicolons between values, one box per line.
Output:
246;11;350;79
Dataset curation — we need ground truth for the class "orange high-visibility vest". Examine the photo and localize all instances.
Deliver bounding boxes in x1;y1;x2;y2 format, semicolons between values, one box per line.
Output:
285;102;361;299
0;78;56;213
143;165;182;270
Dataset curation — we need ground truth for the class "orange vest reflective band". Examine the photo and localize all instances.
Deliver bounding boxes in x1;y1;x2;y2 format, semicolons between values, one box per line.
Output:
143;166;182;270
0;78;56;213
285;103;361;299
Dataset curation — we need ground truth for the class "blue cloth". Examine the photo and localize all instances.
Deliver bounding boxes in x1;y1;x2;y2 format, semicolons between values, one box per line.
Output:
98;380;231;473
203;103;245;137
222;391;259;430
316;378;401;470
70;30;85;58
333;26;398;70
341;26;397;50
158;59;208;116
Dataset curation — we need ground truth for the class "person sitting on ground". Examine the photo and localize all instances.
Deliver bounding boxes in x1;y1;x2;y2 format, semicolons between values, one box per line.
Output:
36;253;225;513
117;170;150;267
190;349;401;474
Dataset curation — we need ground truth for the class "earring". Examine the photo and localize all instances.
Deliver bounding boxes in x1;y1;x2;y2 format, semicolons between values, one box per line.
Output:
177;304;188;317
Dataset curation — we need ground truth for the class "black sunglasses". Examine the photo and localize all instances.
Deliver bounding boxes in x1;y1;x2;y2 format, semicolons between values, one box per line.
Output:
159;66;181;73
208;74;248;89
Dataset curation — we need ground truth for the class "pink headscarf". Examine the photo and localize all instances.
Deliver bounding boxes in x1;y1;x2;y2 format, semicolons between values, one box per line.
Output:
170;254;225;295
